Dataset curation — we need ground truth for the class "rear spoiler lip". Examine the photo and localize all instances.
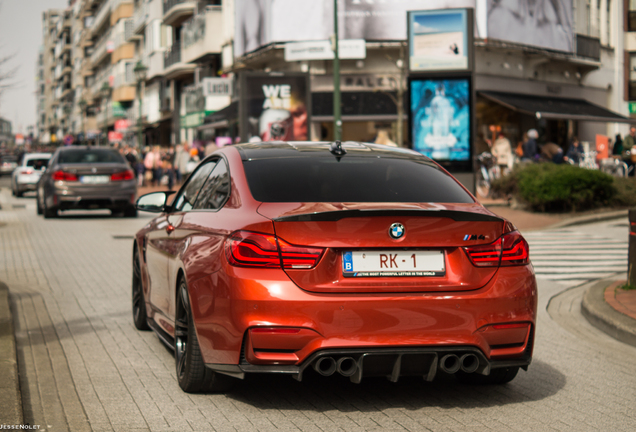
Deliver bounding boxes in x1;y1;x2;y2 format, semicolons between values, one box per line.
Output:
273;209;503;223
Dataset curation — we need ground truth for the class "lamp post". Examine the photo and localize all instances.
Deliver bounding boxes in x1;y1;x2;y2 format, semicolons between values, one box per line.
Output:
134;60;148;149
100;82;112;146
78;98;87;144
332;0;341;141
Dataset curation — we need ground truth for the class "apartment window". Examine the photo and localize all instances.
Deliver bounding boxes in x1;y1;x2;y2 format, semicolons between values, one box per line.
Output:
629;0;636;31
606;0;611;43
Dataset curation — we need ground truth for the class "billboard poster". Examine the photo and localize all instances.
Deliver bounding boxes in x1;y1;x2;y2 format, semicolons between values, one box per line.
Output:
234;0;573;57
486;0;573;53
410;77;471;163
408;9;471;72
240;73;310;142
235;0;480;58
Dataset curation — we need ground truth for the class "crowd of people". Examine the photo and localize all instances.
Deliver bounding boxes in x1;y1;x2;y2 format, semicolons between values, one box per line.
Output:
116;140;220;190
483;127;636;174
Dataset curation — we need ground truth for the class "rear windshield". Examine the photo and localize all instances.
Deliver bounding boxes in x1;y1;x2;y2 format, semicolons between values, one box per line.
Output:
243;156;474;203
26;158;49;169
58;149;125;164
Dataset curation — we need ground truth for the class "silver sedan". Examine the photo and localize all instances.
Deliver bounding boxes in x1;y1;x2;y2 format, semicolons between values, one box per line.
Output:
11;152;51;197
37;147;137;218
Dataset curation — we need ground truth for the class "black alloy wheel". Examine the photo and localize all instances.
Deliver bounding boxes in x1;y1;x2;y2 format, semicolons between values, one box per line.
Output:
456;366;519;385
174;277;234;393
132;246;150;331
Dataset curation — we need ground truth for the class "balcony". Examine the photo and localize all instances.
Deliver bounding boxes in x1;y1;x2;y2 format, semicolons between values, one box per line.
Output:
182;5;223;64
92;0;112;35
90;27;113;67
576;34;601;62
164;42;196;79
133;3;147;34
163;0;196;27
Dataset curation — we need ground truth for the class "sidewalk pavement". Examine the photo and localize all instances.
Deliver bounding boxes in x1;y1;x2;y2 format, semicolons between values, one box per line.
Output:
0;188;633;424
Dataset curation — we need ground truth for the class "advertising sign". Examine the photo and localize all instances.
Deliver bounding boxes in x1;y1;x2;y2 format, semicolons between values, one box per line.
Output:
410;76;471;164
235;0;480;58
114;119;130;132
487;0;573;52
408;9;472;72
202;78;233;97
284;39;366;62
240;72;310;142
108;131;123;143
234;0;573;57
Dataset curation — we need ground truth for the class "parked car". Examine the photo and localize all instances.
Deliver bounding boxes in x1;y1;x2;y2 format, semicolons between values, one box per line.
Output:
0;155;18;176
133;141;537;393
37;146;137;218
11;153;52;197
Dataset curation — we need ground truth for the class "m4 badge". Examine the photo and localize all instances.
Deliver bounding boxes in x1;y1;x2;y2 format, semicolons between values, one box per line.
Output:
463;234;486;241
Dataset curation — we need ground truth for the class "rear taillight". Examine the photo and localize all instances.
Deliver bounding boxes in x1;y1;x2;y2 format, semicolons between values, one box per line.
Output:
226;231;325;269
111;169;135;181
52;170;78;181
464;231;529;267
20;168;34;175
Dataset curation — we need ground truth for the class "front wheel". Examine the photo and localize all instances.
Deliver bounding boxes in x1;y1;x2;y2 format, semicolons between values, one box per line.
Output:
175;278;235;393
456;366;519;385
36;193;43;215
132;246;150;331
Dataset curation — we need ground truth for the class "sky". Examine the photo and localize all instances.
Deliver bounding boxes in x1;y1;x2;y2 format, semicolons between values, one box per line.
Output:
0;0;68;134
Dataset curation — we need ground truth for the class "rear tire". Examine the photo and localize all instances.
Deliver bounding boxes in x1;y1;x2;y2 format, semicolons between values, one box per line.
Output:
36;194;43;215
175;277;235;393
456;366;519;385
132;246;150;331
43;198;57;219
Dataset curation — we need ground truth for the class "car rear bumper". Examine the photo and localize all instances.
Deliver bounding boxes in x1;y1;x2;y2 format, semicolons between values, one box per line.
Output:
189;264;537;377
50;183;137;210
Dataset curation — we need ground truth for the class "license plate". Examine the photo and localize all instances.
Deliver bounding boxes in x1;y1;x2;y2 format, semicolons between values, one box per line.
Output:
342;250;445;277
80;175;110;184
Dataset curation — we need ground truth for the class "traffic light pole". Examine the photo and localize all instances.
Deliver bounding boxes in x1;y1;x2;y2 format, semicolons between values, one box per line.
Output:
333;0;341;141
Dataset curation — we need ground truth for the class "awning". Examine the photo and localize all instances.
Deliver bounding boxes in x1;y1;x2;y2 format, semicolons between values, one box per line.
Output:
199;102;238;131
479;91;635;124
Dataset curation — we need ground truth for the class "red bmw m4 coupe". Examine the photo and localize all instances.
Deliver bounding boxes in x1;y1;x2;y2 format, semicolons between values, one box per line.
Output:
133;141;537;393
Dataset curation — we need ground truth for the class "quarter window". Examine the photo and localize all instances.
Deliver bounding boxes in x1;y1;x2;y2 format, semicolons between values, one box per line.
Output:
194;160;230;210
173;160;218;212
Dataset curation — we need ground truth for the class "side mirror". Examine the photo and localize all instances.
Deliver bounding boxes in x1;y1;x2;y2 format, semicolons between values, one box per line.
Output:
136;191;175;213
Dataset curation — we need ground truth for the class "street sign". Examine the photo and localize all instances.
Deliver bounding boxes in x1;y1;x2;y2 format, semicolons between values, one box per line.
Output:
284;39;366;62
630;102;636;114
108;131;123;142
115;119;130;131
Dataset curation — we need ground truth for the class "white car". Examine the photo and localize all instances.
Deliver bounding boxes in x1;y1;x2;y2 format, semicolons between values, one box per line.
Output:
11;153;52;197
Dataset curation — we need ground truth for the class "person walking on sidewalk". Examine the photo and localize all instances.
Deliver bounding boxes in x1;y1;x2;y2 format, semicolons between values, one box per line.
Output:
623;127;636;176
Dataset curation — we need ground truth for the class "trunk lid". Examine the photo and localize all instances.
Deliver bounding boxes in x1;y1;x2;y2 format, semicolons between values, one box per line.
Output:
258;202;504;293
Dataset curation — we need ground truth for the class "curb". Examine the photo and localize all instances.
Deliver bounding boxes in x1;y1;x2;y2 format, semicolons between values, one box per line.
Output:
581;279;636;348
547;209;628;230
0;282;22;423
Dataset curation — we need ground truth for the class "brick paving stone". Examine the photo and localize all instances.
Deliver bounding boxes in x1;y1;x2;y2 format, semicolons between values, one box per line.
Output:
2;186;636;431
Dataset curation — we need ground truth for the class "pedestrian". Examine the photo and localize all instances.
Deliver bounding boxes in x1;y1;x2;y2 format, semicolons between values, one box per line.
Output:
623;127;636;176
204;139;219;157
143;146;157;186
491;132;513;173
522;129;538;161
613;133;624;156
176;142;191;183
565;137;583;164
541;142;566;164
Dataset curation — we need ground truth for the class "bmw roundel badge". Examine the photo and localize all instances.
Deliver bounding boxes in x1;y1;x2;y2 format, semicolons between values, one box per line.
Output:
389;223;405;239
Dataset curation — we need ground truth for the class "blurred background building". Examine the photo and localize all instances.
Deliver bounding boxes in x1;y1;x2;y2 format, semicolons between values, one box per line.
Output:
34;0;636;152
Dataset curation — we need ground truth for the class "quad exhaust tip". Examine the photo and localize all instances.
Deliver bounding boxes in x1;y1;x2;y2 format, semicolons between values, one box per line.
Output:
440;354;461;374
313;356;337;376
460;353;479;373
336;357;357;377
